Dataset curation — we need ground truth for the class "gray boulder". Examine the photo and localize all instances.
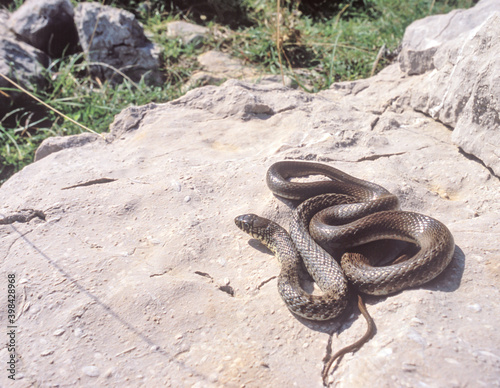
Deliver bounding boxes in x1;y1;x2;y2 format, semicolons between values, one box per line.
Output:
408;11;500;176
166;20;209;45
398;0;500;75
74;2;162;84
2;73;499;386
0;36;49;116
451;14;500;176
7;0;79;57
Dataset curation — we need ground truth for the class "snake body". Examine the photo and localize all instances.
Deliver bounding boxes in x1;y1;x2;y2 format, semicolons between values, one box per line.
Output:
235;161;455;321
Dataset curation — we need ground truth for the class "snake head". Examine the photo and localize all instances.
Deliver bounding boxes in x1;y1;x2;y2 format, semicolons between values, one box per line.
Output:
234;214;272;239
235;214;288;256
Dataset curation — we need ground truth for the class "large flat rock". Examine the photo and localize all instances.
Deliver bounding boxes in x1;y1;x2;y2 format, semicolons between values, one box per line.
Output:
1;74;499;387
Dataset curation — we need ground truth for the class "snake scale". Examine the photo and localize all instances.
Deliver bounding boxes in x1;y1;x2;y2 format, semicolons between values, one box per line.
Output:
235;161;455;319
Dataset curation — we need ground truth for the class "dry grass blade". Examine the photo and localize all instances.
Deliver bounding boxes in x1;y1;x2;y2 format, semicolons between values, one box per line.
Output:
0;72;104;138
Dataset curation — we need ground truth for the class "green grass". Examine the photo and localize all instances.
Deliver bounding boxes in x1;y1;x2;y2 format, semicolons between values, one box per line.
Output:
0;55;186;182
0;0;474;184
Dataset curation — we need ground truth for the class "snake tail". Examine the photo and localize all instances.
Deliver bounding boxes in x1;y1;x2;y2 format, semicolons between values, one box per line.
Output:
322;294;375;386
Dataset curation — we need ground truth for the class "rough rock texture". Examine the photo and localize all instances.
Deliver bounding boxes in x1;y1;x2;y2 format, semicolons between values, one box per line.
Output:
7;0;79;57
186;50;294;90
74;2;162;84
406;12;500;176
0;9;10;35
0;36;49;116
1;79;499;386
166;20;209;45
398;0;500;75
1;5;500;388
34;133;101;161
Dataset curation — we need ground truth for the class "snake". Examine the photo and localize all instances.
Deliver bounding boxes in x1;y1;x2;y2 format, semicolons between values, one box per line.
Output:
235;161;455;383
235;160;455;319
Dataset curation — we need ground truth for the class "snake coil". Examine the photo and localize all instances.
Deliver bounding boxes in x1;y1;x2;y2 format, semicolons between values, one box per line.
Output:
236;161;455;320
235;161;455;385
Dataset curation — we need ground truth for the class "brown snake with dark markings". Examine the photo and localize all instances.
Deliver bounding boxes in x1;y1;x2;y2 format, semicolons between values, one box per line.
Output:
235;161;455;384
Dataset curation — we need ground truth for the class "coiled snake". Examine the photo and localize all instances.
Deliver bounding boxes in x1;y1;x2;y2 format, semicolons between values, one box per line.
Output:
235;161;455;383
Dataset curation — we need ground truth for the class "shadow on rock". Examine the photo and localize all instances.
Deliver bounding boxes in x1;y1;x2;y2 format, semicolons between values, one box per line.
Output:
424;245;465;293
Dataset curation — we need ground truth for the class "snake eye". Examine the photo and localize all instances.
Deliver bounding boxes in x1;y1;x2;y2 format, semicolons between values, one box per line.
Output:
235;214;254;232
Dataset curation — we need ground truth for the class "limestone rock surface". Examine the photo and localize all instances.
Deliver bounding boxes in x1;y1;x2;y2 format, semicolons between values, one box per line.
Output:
74;2;162;84
34;133;101;161
406;11;500;176
398;0;500;75
166;21;209;45
1;3;499;388
1;74;499;386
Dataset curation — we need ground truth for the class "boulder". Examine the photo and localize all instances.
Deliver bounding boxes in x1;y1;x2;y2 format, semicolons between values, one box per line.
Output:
74;2;162;84
407;12;500;176
398;0;500;75
0;36;49;116
7;0;79;57
166;20;209;45
2;77;500;386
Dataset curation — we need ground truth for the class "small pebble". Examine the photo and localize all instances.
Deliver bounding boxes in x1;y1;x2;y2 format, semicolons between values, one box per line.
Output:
410;317;424;326
74;328;84;337
467;304;481;313
82;365;100;377
104;368;114;378
147;236;161;245
209;372;218;383
478;350;500;360
407;329;426;346
53;329;65;336
30;304;41;314
184;195;191;202
171;180;182;192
